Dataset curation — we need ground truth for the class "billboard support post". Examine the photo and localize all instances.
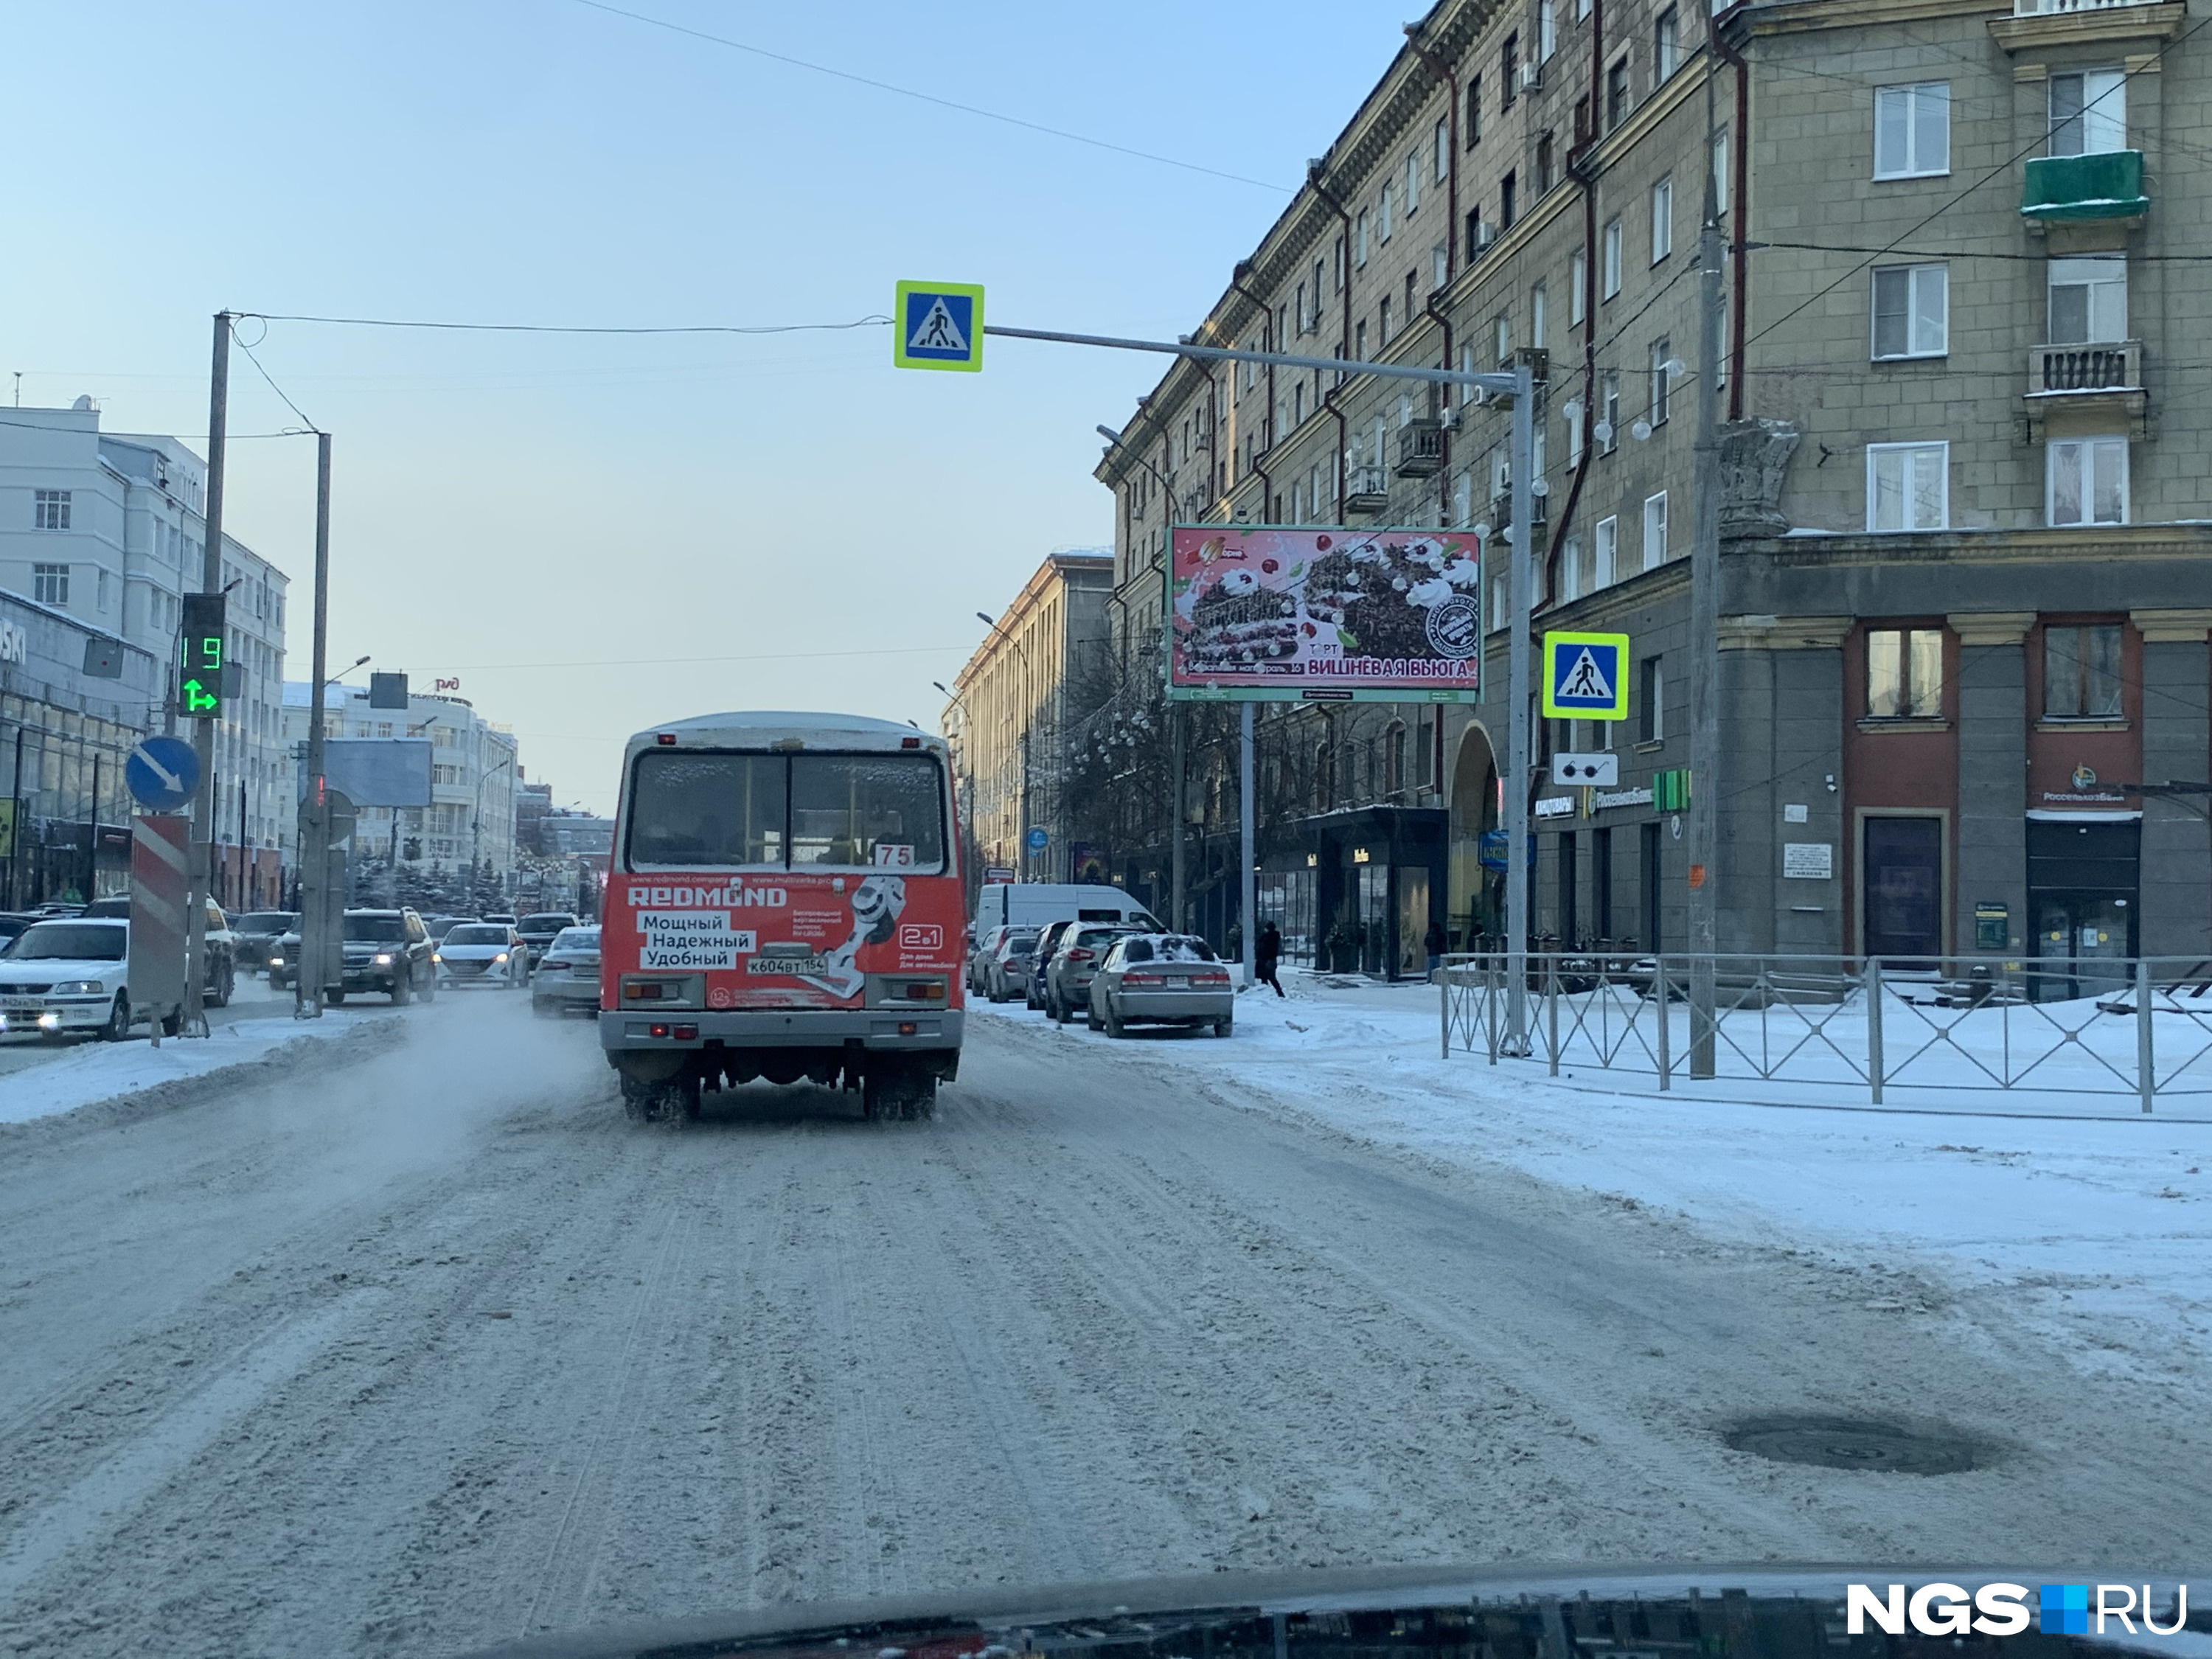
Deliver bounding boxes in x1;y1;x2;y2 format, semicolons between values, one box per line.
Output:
1239;701;1256;990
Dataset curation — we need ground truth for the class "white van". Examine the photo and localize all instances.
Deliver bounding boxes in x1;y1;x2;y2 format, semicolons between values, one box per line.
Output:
972;883;1162;937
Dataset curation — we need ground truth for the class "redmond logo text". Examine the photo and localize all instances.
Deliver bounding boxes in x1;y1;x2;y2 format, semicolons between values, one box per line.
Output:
1846;1583;2189;1637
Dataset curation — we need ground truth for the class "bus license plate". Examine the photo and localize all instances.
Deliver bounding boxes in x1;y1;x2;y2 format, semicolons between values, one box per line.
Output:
746;955;827;977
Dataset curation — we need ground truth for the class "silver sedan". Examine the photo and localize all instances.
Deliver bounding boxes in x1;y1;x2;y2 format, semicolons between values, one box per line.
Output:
1086;933;1234;1038
531;925;602;1018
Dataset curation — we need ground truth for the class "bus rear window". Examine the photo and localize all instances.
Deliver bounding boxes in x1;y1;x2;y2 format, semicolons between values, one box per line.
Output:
627;754;787;868
626;751;944;871
791;756;945;869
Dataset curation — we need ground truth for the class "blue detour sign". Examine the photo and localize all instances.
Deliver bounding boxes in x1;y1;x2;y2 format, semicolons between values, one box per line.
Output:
125;736;202;811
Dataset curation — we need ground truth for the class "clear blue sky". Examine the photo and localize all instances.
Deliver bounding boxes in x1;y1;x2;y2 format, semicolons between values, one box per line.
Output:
4;0;1417;811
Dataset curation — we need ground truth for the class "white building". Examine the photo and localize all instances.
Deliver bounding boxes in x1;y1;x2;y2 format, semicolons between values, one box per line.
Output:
0;405;293;906
282;682;521;890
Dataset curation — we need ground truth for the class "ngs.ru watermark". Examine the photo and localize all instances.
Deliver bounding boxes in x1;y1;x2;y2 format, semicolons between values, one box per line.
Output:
1847;1583;2190;1637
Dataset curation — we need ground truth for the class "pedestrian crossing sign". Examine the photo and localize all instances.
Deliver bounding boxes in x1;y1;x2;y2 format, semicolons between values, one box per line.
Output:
894;281;984;372
1542;630;1630;719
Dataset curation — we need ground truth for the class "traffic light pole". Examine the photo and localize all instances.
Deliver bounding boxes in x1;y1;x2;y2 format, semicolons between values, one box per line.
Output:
183;312;233;1037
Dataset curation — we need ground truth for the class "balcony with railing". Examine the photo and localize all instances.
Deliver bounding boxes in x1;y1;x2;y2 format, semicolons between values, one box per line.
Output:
2014;0;2160;14
1344;467;1391;515
2022;150;2149;223
2023;338;2146;438
1395;420;1446;479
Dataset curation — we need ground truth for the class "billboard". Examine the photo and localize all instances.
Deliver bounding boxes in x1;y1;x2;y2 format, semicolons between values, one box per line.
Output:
1166;526;1483;702
300;739;435;808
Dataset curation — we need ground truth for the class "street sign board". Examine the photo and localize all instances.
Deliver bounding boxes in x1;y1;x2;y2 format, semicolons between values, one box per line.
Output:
1552;751;1620;787
894;282;984;372
984;866;1016;884
179;592;226;718
125;735;203;811
1166;525;1484;702
1542;630;1630;720
128;813;190;1025
1025;826;1050;852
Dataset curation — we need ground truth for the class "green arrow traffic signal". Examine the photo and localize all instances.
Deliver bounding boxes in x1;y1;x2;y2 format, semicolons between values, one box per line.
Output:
182;678;220;714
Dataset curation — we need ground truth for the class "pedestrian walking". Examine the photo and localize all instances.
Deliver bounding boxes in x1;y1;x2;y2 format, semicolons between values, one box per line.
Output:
1424;918;1447;977
1256;920;1284;997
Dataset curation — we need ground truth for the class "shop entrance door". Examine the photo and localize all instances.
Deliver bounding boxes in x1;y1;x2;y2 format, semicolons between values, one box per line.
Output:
1863;816;1944;964
2027;817;2140;1001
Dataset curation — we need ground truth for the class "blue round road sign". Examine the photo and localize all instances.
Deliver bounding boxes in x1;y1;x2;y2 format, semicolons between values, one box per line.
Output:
1025;826;1050;853
125;736;201;812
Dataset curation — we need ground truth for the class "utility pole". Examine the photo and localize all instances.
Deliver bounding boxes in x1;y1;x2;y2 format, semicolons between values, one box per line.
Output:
183;313;232;1036
1503;358;1536;1055
296;431;333;1018
1239;701;1256;987
1687;77;1728;1079
1170;706;1186;931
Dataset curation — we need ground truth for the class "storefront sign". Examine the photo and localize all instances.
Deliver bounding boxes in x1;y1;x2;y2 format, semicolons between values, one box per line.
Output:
0;619;25;665
2042;790;2129;804
1783;842;1834;880
1534;796;1576;820
1592;787;1653;812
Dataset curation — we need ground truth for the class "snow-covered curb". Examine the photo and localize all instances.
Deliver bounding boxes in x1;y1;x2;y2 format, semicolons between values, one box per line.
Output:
975;971;2212;1407
0;1009;400;1133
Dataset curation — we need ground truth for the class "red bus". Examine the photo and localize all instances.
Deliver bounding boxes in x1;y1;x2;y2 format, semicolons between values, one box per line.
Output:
599;712;965;1123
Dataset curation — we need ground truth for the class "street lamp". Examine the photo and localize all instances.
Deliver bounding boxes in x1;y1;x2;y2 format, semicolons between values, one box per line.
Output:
470;751;515;894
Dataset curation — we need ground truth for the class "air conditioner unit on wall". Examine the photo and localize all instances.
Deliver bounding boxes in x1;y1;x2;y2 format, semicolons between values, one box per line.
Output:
1518;62;1543;93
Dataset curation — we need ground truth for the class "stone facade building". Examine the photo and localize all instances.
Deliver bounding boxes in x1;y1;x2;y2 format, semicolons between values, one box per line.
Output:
1098;0;2212;979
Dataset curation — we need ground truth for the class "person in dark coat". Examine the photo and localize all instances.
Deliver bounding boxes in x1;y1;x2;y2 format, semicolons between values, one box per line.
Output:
1424;918;1447;975
1256;920;1284;997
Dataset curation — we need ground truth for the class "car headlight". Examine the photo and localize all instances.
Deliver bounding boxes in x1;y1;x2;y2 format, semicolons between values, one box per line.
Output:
493;952;509;963
373;953;394;965
52;979;105;995
431;953;442;964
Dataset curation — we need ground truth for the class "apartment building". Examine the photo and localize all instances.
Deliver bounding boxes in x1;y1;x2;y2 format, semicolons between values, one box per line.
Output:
945;551;1115;882
0;406;294;907
1099;0;2212;978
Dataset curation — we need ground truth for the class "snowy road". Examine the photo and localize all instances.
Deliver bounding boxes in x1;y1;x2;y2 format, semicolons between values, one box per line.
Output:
1;996;2206;1657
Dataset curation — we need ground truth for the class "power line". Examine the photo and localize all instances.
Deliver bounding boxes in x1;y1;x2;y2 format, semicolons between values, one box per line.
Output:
567;0;1292;194
1758;238;2212;265
438;643;974;672
233;333;320;434
243;310;891;337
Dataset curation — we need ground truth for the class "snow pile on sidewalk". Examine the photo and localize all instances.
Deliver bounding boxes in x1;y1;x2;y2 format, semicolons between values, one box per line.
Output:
0;1008;383;1127
976;971;2212;1402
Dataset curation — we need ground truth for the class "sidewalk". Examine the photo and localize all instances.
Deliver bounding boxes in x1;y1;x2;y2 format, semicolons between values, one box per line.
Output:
978;967;2212;1405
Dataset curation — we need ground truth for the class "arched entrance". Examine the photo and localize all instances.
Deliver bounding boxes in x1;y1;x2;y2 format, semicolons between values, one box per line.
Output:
1446;722;1500;947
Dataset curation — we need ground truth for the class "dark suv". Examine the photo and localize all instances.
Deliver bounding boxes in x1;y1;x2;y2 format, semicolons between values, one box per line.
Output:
80;895;237;1006
334;908;437;1004
515;912;579;968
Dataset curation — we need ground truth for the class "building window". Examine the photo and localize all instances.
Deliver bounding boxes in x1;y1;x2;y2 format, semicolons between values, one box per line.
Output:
1602;218;1623;297
1599;370;1621;452
1385;723;1408;793
1639;655;1664;742
1570;250;1587;325
1655;7;1680;79
97;568;111;611
1495;313;1512;364
33;490;71;529
32;563;69;605
1434;116;1450;181
1536;131;1557;194
1561;532;1585;601
2051;69;2125;156
1379;296;1392;345
1649;175;1673;262
1531;282;1548;349
1642;491;1669;568
1503;32;1520;103
2044;624;2124;718
1466;74;1483;147
1577;0;1593;20
1500;170;1517;229
1433;243;1450;291
1874;82;1950;178
1866;442;1949;532
1649;337;1672;425
1605;58;1630;131
1356;209;1370;268
1711;129;1729;212
1333;235;1346;292
1871;264;1947;358
1540;0;1558;60
1380;181;1394;242
1865;628;1944;718
1405;151;1421;215
2048;437;2128;527
2048;256;2126;343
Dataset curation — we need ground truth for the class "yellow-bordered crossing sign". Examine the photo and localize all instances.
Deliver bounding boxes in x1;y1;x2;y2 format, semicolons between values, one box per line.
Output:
1542;630;1630;720
894;282;984;372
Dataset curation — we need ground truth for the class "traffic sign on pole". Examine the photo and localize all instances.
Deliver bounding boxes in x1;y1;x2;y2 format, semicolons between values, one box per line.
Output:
1541;630;1630;720
1025;825;1048;853
894;282;984;372
125;736;204;812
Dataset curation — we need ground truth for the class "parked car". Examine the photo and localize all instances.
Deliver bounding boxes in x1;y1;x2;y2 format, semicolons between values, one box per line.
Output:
1088;933;1234;1038
531;925;602;1018
1042;925;1140;1023
434;922;529;990
232;911;298;975
514;911;579;967
424;914;478;944
987;928;1041;1003
483;912;518;926
332;908;437;1004
967;924;1013;993
0;913;38;946
1023;920;1078;1010
79;895;236;1006
0;917;167;1040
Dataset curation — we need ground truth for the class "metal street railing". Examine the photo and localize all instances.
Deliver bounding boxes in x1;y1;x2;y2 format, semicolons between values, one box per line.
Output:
1440;951;2212;1110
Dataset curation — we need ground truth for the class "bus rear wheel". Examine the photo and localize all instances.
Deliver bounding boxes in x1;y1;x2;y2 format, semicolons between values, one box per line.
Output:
619;1070;699;1126
862;1060;936;1123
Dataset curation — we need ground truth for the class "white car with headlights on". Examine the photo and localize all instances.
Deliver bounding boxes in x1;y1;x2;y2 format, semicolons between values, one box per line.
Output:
0;918;161;1041
531;925;602;1018
435;922;529;990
